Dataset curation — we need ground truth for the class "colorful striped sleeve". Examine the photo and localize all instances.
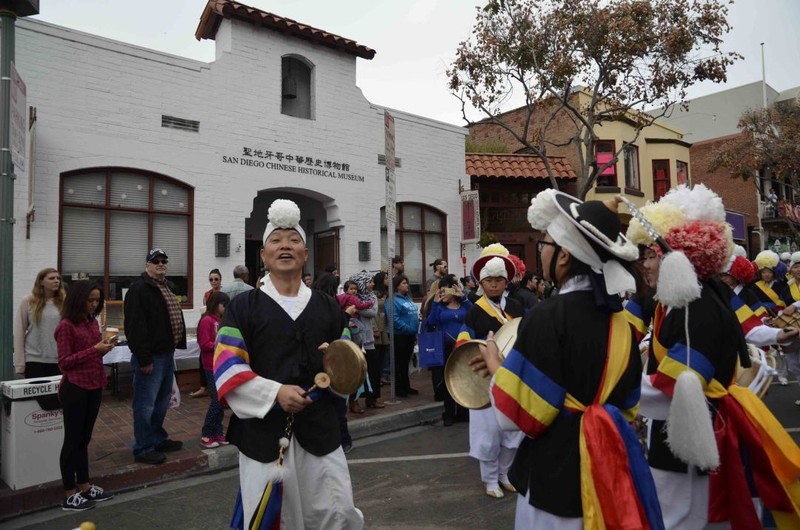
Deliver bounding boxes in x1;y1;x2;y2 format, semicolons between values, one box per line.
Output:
213;325;257;402
491;348;566;438
730;294;767;337
455;324;476;349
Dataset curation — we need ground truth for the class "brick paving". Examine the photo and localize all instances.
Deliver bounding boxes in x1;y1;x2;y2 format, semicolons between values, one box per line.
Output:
0;368;440;520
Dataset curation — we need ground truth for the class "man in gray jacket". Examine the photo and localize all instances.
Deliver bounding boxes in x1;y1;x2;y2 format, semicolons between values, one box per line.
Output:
221;265;254;300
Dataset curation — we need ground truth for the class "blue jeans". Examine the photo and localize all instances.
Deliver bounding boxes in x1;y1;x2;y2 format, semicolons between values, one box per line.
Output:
131;352;175;456
201;369;224;438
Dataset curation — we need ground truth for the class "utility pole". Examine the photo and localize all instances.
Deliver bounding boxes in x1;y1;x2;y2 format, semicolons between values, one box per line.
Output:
0;0;38;382
761;42;767;110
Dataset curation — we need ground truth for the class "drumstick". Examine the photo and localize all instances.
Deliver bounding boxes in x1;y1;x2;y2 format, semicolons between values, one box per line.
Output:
302;372;331;397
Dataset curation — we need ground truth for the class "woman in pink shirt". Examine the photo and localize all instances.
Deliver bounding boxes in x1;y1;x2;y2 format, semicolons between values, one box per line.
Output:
198;290;230;448
55;281;116;512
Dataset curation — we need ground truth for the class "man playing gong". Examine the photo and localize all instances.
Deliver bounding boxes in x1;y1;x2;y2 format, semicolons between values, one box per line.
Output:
213;199;363;529
476;191;663;529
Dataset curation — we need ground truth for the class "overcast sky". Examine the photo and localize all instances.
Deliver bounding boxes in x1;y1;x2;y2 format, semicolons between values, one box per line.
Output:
31;0;800;126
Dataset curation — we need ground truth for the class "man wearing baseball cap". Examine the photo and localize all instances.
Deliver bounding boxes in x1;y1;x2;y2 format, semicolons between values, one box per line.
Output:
124;248;186;465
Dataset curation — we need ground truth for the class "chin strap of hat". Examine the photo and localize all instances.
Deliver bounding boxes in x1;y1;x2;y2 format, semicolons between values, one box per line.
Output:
549;243;561;290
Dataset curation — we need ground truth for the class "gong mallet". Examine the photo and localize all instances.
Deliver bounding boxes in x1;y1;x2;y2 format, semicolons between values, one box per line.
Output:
301;372;331;397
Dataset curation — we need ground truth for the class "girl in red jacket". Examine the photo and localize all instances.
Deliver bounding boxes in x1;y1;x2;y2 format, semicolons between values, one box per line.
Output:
198;291;230;448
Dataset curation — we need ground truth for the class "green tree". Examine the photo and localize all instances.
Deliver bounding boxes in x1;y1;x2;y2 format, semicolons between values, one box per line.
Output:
448;0;740;198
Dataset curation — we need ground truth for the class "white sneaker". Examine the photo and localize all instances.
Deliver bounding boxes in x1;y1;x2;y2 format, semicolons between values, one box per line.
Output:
62;491;96;512
499;475;516;493
795;399;800;406
779;377;789;386
485;483;504;498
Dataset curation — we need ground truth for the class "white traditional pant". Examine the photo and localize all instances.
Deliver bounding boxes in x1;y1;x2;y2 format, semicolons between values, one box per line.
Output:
469;407;523;484
514;489;583;530
238;438;363;529
650;467;733;530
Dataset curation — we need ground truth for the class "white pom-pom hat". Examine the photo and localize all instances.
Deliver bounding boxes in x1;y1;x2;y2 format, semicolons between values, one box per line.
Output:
472;243;516;282
262;199;306;244
479;257;509;281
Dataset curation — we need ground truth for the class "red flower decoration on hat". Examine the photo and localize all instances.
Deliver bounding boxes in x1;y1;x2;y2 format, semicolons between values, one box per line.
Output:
727;256;755;285
508;254;525;278
664;220;729;280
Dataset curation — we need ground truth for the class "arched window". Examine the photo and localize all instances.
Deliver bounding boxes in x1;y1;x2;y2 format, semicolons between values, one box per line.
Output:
381;203;447;299
281;55;313;119
59;168;194;305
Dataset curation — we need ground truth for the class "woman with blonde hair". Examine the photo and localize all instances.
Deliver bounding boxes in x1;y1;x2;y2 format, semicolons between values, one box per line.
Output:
14;267;67;378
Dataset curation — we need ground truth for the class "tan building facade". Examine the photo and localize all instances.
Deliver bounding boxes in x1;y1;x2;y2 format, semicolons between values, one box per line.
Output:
467;90;691;211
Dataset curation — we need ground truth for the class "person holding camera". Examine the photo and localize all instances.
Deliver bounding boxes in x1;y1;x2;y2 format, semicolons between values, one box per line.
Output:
424;274;472;425
55;280;116;511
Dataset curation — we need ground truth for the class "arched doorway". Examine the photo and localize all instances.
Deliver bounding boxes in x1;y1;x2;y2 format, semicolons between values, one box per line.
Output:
244;189;338;283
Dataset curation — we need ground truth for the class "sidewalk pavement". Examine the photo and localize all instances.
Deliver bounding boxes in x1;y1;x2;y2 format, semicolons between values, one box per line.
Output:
0;369;444;521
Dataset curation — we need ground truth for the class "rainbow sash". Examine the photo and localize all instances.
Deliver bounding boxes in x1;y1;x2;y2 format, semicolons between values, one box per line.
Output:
455;296;511;347
788;280;800;304
754;280;786;312
649;304;800;528
623;298;649;343
493;312;660;528
230;484;282;530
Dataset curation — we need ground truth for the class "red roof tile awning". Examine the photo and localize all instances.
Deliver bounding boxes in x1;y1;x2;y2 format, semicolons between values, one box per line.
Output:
466;153;576;180
195;0;376;60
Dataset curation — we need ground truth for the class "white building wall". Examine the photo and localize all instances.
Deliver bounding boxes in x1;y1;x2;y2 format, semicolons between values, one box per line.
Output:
11;17;467;325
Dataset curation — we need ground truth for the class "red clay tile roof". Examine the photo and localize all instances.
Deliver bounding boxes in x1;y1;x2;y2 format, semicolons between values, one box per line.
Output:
195;0;376;60
466;153;577;180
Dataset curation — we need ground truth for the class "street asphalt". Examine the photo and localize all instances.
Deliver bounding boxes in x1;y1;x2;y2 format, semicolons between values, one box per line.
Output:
9;380;800;530
9;423;516;530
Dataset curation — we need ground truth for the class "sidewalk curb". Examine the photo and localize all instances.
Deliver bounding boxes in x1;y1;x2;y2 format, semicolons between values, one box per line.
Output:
0;401;444;521
350;402;442;440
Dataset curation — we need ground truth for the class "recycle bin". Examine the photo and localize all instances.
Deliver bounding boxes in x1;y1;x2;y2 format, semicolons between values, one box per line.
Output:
1;375;63;490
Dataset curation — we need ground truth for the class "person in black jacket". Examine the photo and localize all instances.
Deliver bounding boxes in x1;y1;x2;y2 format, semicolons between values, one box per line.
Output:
124;248;186;465
514;271;539;312
215;199;363;529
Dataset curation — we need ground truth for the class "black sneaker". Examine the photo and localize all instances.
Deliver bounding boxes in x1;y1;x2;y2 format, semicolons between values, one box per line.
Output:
155;439;183;452
82;484;114;502
407;388;419;395
134;451;166;465
62;491;96;512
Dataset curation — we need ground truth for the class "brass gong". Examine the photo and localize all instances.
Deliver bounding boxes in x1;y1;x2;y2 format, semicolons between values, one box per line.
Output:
323;339;367;395
445;318;522;410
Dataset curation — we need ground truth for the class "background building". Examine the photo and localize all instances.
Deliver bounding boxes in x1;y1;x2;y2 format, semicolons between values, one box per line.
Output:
466;89;691;264
12;0;468;325
657;81;800;256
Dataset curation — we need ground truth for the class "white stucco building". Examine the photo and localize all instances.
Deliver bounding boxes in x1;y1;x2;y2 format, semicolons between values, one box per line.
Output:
11;0;468;325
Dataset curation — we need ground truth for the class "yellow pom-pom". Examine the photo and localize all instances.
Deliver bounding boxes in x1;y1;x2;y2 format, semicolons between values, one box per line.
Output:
80;523;96;530
626;203;687;245
481;243;509;257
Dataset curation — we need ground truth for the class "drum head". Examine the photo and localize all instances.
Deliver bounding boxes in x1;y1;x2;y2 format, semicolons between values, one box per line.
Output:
323;340;367;395
444;340;491;410
736;344;760;389
493;318;521;360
